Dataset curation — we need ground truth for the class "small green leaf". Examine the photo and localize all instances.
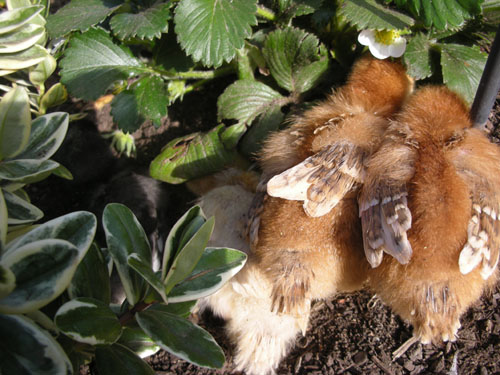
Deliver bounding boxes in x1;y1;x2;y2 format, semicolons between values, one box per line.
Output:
0;239;80;313
111;90;144;133
29;54;57;86
103;203;151;306
403;32;435;80
136;309;225;368
4;189;43;225
55;297;122;345
0;5;43;34
164;217;214;295
68;243;111;304
14;112;69;160
0;86;31;160
440;43;487;104
110;2;171;40
0;43;49;70
95;343;155;375
0;263;15;299
39;83;68;114
0;314;72;375
174;0;257;67
60;27;143;101
263;27;329;93
128;253;167;303
150;125;238;184
47;0;122;38
0;159;60;183
240;105;284;157
0;23;44;53
220;123;247;149
118;326;161;358
218;80;284;125
133;75;168;126
168;247;247;302
340;0;414;30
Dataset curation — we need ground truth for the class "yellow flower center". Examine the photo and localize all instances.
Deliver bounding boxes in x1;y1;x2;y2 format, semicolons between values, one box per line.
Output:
374;30;401;45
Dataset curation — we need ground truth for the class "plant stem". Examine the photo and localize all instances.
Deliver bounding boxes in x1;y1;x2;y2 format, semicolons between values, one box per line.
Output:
256;5;276;21
141;65;235;81
118;300;152;326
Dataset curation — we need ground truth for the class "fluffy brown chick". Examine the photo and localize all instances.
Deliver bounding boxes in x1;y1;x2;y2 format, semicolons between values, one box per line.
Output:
359;86;500;345
252;56;414;318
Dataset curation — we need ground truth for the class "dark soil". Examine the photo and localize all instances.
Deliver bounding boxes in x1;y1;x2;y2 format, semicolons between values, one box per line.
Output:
32;80;500;374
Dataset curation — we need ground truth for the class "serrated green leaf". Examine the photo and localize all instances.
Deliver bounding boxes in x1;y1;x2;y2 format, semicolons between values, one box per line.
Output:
128;253;167;303
4;189;43;225
111;90;144;133
482;0;500;24
220;122;247;149
403;32;435;80
0;239;80;313
168;247;246;302
118;326;161;358
278;0;324;17
55;297;122;345
103;203;151;306
0;43;48;70
0;5;43;34
133;75;168;126
218;80;284;125
95;343;155;375
0;23;44;53
0;159;60;183
161;205;203;280
5;211;97;259
150;124;238;184
240;105;284;157
153;30;195;72
136;309;225;368
29;54;57;86
0;86;31;160
60;27;143;100
174;0;257;67
110;2;170;40
68;243;111;304
440;43;487;104
47;0;122;38
39;83;68;113
164;217;214;295
0;263;15;299
14;112;68;160
263;27;329;93
0;314;73;375
340;0;414;30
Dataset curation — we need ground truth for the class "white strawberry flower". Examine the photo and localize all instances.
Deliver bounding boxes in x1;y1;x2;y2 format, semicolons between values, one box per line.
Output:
358;29;407;59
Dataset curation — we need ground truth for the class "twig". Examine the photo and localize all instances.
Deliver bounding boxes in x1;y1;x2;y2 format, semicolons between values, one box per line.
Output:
371;355;395;375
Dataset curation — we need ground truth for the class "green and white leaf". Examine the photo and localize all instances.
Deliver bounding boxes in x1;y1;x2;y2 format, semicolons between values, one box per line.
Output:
149;125;238;184
0;263;15;299
440;43;487;104
14;112;68;160
0;159;60;183
168;247;247;303
118;326;161;358
68;242;111;304
0;86;31;160
47;0;122;38
0;314;72;375
136;309;225;368
110;2;171;40
29;54;57;86
5;211;97;259
163;217;214;294
128;253;167;303
218;80;284;125
0;43;49;70
4;189;43;225
403;32;435;80
133;75;168;126
60;27;143;100
103;203;151;306
95;343;155;375
55;297;122;345
263;27;329;94
0;23;44;53
149;300;197;319
24;309;58;336
340;0;414;30
0;5;43;34
0;188;7;249
174;0;257;67
39;83;68;113
0;239;80;313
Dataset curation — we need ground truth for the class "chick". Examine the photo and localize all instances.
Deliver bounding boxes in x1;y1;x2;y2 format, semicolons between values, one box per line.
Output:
252;56;414;319
359;86;500;345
